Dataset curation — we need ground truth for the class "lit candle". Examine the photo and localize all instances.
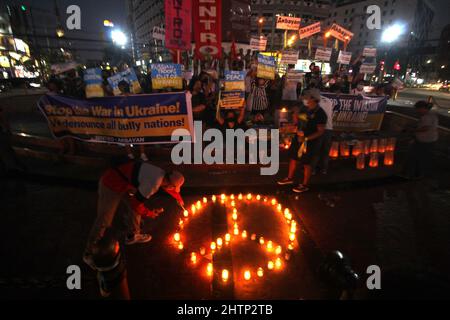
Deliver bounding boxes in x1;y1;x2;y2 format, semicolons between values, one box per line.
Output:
267;261;274;270
174;233;180;242
290;221;297;233
190;252;197;264
277;204;282;212
275;258;282;269
230;194;235;200
241;230;247;239
288;243;294;250
200;247;206;255
210;241;216;251
179;219;184;226
232;212;238;220
275;246;282;255
222;269;229;282
191;205;196;214
289;233;295;241
217;237;223;247
247;193;252;200
178;242;184;250
251;234;257;241
196;201;201;209
257;267;264;277
231;200;236;207
225;233;231;242
244;270;251;281
263;197;268;202
285;213;292;221
220;194;226;200
271;198;277;206
212;195;217;202
233;227;239;235
259;237;265;245
266;240;273;251
203;197;207;203
256;194;261;200
183;210;189;217
206;263;213;276
285;253;290;261
238;193;243;200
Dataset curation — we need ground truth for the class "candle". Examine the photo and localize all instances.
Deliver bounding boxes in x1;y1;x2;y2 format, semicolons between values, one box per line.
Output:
329;141;339;158
267;261;274;270
190;252;197;264
230;194;235;200
251;234;257;241
241;230;247;239
257;267;264;277
290;222;297;233
266;241;273;251
196;201;201;209
271;198;277;206
289;233;295;241
210;242;216;251
369;152;379;168
217;237;223;247
285;253;291;261
277;204;282;212
225;233;231;242
256;195;261;200
275;258;282;269
244;270;251;281
233;227;239;235
232;212;238;220
231;200;236;207
174;233;181;242
200;247;206;255
238;193;243;200
179;219;184;226
191;205;196;214
275;246;282;255
339;141;350;157
384;150;394;166
183;210;189;217
356;153;365;170
378;138;386;153
211;195;216;202
259;237;265;245
288;243;294;250
222;269;229;282
352;140;363;157
203;197;207;203
247;193;252;200
206;263;213;276
221;194;226;200
178;242;184;250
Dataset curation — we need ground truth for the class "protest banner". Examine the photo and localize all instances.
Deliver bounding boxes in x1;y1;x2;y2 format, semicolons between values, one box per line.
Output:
107;68;142;96
315;47;332;62
83;68;104;98
321;93;387;131
362;47;377;57
224;71;245;91
280;50;299;65
276;16;301;30
329;23;354;42
286;70;303;83
37;92;194;144
337;51;352;65
250;36;267;51
193;0;222;59
152;26;165;41
298;22;321;39
218;90;245;109
256;54;276;80
151;63;183;90
50;61;79;75
165;0;192;50
359;63;377;74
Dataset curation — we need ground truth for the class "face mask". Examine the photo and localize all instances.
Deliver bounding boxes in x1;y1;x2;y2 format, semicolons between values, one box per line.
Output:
302;99;309;106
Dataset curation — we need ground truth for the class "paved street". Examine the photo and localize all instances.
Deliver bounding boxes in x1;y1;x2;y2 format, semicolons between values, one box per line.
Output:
393;88;450;118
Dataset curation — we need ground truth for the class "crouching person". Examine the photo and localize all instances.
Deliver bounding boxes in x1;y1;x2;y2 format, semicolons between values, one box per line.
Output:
83;161;185;268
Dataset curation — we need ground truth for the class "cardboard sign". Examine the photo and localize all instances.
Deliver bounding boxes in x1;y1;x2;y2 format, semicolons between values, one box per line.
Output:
362;47;377;57
151;63;183;89
218;90;245;109
84;68;104;98
314;47;332;62
250;36;267;51
286;70;303;83
298;22;321;39
50;61;78;75
224;71;245;91
276;16;301;30
360;63;377;74
107;68;142;96
257;54;276;80
152;26;165;41
280;50;299;65
337;51;352;65
329;23;354;42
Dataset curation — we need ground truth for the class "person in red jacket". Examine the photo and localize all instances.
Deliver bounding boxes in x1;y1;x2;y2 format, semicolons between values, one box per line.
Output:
83;162;184;269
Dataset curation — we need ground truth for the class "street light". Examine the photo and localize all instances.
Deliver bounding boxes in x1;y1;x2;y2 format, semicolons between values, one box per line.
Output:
111;29;128;47
381;23;405;43
56;26;65;38
257;17;265;36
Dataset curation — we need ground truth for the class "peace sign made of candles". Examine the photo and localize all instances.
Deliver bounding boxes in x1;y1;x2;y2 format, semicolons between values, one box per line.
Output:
171;193;298;283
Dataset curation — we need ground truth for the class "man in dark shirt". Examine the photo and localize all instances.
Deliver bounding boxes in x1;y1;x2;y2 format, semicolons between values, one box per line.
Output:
277;88;327;193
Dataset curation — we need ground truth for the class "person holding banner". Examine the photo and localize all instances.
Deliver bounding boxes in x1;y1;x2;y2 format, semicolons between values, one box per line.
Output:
277;89;327;193
83;162;185;269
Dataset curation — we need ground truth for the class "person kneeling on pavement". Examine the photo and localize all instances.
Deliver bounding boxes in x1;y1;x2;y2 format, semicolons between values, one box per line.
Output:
83;161;184;268
277;88;327;193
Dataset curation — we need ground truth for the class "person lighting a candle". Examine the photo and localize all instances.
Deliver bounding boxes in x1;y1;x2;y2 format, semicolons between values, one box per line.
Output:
277;89;327;193
83;162;185;269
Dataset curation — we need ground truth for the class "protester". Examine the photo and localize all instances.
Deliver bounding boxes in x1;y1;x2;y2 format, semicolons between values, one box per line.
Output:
84;162;185;269
216;106;246;131
403;101;439;179
311;95;334;175
189;77;208;121
277;88;327;193
250;78;270;123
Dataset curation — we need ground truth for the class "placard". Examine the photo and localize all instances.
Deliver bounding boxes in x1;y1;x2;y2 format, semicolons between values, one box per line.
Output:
280;50;299;65
329;23;354;42
276;16;301;30
360;63;377;74
256;54;276;80
151;63;183;89
337;51;352;65
249;36;267;51
298;22;321;39
314;47;332;62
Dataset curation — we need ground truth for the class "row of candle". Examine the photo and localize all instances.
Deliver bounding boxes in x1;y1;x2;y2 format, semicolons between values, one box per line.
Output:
171;194;298;283
355;150;395;169
329;138;397;159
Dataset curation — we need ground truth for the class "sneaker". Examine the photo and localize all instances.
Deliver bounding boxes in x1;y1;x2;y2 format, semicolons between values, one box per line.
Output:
140;153;149;162
125;233;152;245
292;184;310;193
277;177;294;185
83;252;96;270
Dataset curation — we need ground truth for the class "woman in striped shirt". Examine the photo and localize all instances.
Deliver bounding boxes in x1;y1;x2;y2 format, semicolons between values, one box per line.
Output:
250;77;270;123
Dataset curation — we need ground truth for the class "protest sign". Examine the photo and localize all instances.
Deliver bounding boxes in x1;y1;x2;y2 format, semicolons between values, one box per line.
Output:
362;47;377;57
151;63;183;89
315;47;332;62
360;63;377;74
218;90;245;109
37;92;194;144
152;26;165;41
250;36;267;51
337;51;352;65
298;22;321;39
107;68;142;96
257;54;276;80
329;23;354;42
286;70;303;83
224;71;245;91
321;93;387;131
280;50;299;65
276;16;301;30
165;0;192;50
50;61;78;75
83;68;104;98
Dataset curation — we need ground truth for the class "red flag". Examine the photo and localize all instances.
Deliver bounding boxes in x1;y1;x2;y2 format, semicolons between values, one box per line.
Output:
193;0;222;60
230;39;237;60
165;0;192;50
